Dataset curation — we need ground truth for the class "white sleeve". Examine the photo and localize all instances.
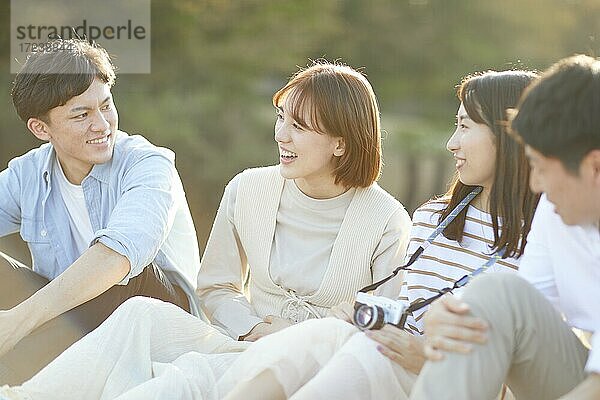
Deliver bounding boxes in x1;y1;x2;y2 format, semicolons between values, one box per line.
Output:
371;207;412;299
397;207;438;335
196;175;263;339
517;196;560;309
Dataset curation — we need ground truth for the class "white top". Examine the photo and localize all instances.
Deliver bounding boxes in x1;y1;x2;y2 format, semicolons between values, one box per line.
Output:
197;167;411;338
271;181;357;294
53;158;94;256
518;195;600;373
399;199;521;334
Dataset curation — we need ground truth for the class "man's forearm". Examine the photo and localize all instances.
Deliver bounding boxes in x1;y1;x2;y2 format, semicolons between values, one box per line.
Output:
12;242;130;333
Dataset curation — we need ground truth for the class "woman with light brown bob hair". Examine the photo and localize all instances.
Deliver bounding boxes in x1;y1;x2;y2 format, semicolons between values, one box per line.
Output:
1;61;411;399
194;61;411;342
271;62;382;189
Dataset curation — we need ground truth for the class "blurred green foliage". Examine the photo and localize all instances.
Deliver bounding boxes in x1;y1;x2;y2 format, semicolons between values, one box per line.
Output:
1;0;599;261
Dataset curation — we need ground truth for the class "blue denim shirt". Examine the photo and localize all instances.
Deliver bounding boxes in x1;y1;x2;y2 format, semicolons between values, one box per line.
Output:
0;131;203;316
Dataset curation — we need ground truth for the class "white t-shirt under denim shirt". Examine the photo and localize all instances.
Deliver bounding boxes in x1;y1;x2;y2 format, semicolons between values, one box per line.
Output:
53;158;94;257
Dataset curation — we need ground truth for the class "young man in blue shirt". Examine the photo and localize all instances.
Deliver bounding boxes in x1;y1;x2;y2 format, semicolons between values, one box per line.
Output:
0;39;203;383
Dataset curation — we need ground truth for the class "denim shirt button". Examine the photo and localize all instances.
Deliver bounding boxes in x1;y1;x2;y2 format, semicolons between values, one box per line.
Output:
40;229;47;237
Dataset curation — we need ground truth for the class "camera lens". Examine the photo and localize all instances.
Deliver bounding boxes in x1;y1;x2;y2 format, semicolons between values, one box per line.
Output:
353;304;385;330
354;304;374;327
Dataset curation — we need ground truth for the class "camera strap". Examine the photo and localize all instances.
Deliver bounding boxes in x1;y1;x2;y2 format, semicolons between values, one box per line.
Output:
359;186;483;293
397;247;506;329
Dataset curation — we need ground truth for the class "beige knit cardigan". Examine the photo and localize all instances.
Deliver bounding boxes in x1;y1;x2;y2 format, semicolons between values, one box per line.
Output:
234;165;401;321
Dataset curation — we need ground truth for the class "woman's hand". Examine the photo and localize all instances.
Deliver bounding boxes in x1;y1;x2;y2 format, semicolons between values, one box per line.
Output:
326;301;355;323
366;325;426;374
242;315;292;342
422;294;488;361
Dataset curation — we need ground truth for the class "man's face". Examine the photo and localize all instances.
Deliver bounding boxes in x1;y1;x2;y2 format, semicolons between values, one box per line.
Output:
526;146;600;225
44;78;118;183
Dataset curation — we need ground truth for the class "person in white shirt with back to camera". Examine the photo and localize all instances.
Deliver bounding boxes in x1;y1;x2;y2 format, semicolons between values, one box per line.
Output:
411;55;600;400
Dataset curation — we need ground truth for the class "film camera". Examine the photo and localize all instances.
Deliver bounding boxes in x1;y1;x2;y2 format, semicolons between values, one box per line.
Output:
352;292;408;330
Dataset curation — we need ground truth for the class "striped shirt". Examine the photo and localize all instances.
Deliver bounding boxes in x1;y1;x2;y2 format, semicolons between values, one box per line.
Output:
398;200;521;334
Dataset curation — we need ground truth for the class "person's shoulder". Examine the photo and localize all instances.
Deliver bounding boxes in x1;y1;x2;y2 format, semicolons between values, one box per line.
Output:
113;131;175;164
224;165;280;197
534;195;556;217
363;182;403;209
235;165;282;188
6;142;53;171
238;165;280;179
531;195;565;231
412;198;449;225
533;195;587;239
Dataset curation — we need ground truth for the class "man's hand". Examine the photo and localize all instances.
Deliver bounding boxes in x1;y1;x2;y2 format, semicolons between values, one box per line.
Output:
558;374;600;400
0;308;36;357
242;315;292;342
366;325;426;375
422;294;488;361
326;301;354;323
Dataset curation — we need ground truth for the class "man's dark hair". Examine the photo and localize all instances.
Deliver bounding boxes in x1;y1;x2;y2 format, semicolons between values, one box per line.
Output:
11;38;116;122
510;55;600;172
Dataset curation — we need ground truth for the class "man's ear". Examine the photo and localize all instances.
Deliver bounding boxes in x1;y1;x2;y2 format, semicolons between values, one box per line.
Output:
26;117;51;141
588;149;600;185
333;138;346;157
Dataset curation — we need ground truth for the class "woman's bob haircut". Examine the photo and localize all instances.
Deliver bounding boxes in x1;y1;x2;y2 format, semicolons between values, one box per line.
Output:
273;61;382;188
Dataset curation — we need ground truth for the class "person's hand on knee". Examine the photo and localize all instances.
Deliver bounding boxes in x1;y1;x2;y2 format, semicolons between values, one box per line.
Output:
422;294;488;361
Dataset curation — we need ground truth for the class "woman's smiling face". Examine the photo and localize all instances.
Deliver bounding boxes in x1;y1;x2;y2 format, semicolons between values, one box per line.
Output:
274;95;345;198
446;102;497;190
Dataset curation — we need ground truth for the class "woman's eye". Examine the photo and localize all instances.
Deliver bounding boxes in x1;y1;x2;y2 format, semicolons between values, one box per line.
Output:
454;121;467;129
101;104;112;111
74;113;88;119
276;113;284;120
292;122;303;131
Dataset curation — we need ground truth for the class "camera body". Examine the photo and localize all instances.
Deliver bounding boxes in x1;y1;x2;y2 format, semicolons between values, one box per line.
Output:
352;292;408;330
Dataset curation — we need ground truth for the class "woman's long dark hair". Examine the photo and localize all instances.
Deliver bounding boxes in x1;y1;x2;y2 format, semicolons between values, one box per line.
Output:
439;71;540;258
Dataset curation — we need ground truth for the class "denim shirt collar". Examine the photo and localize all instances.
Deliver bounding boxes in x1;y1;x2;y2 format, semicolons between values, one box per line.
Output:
41;145;55;186
40;143;113;186
88;159;113;184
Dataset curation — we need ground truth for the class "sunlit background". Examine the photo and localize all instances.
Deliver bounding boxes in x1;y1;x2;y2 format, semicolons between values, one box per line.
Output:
1;0;599;263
